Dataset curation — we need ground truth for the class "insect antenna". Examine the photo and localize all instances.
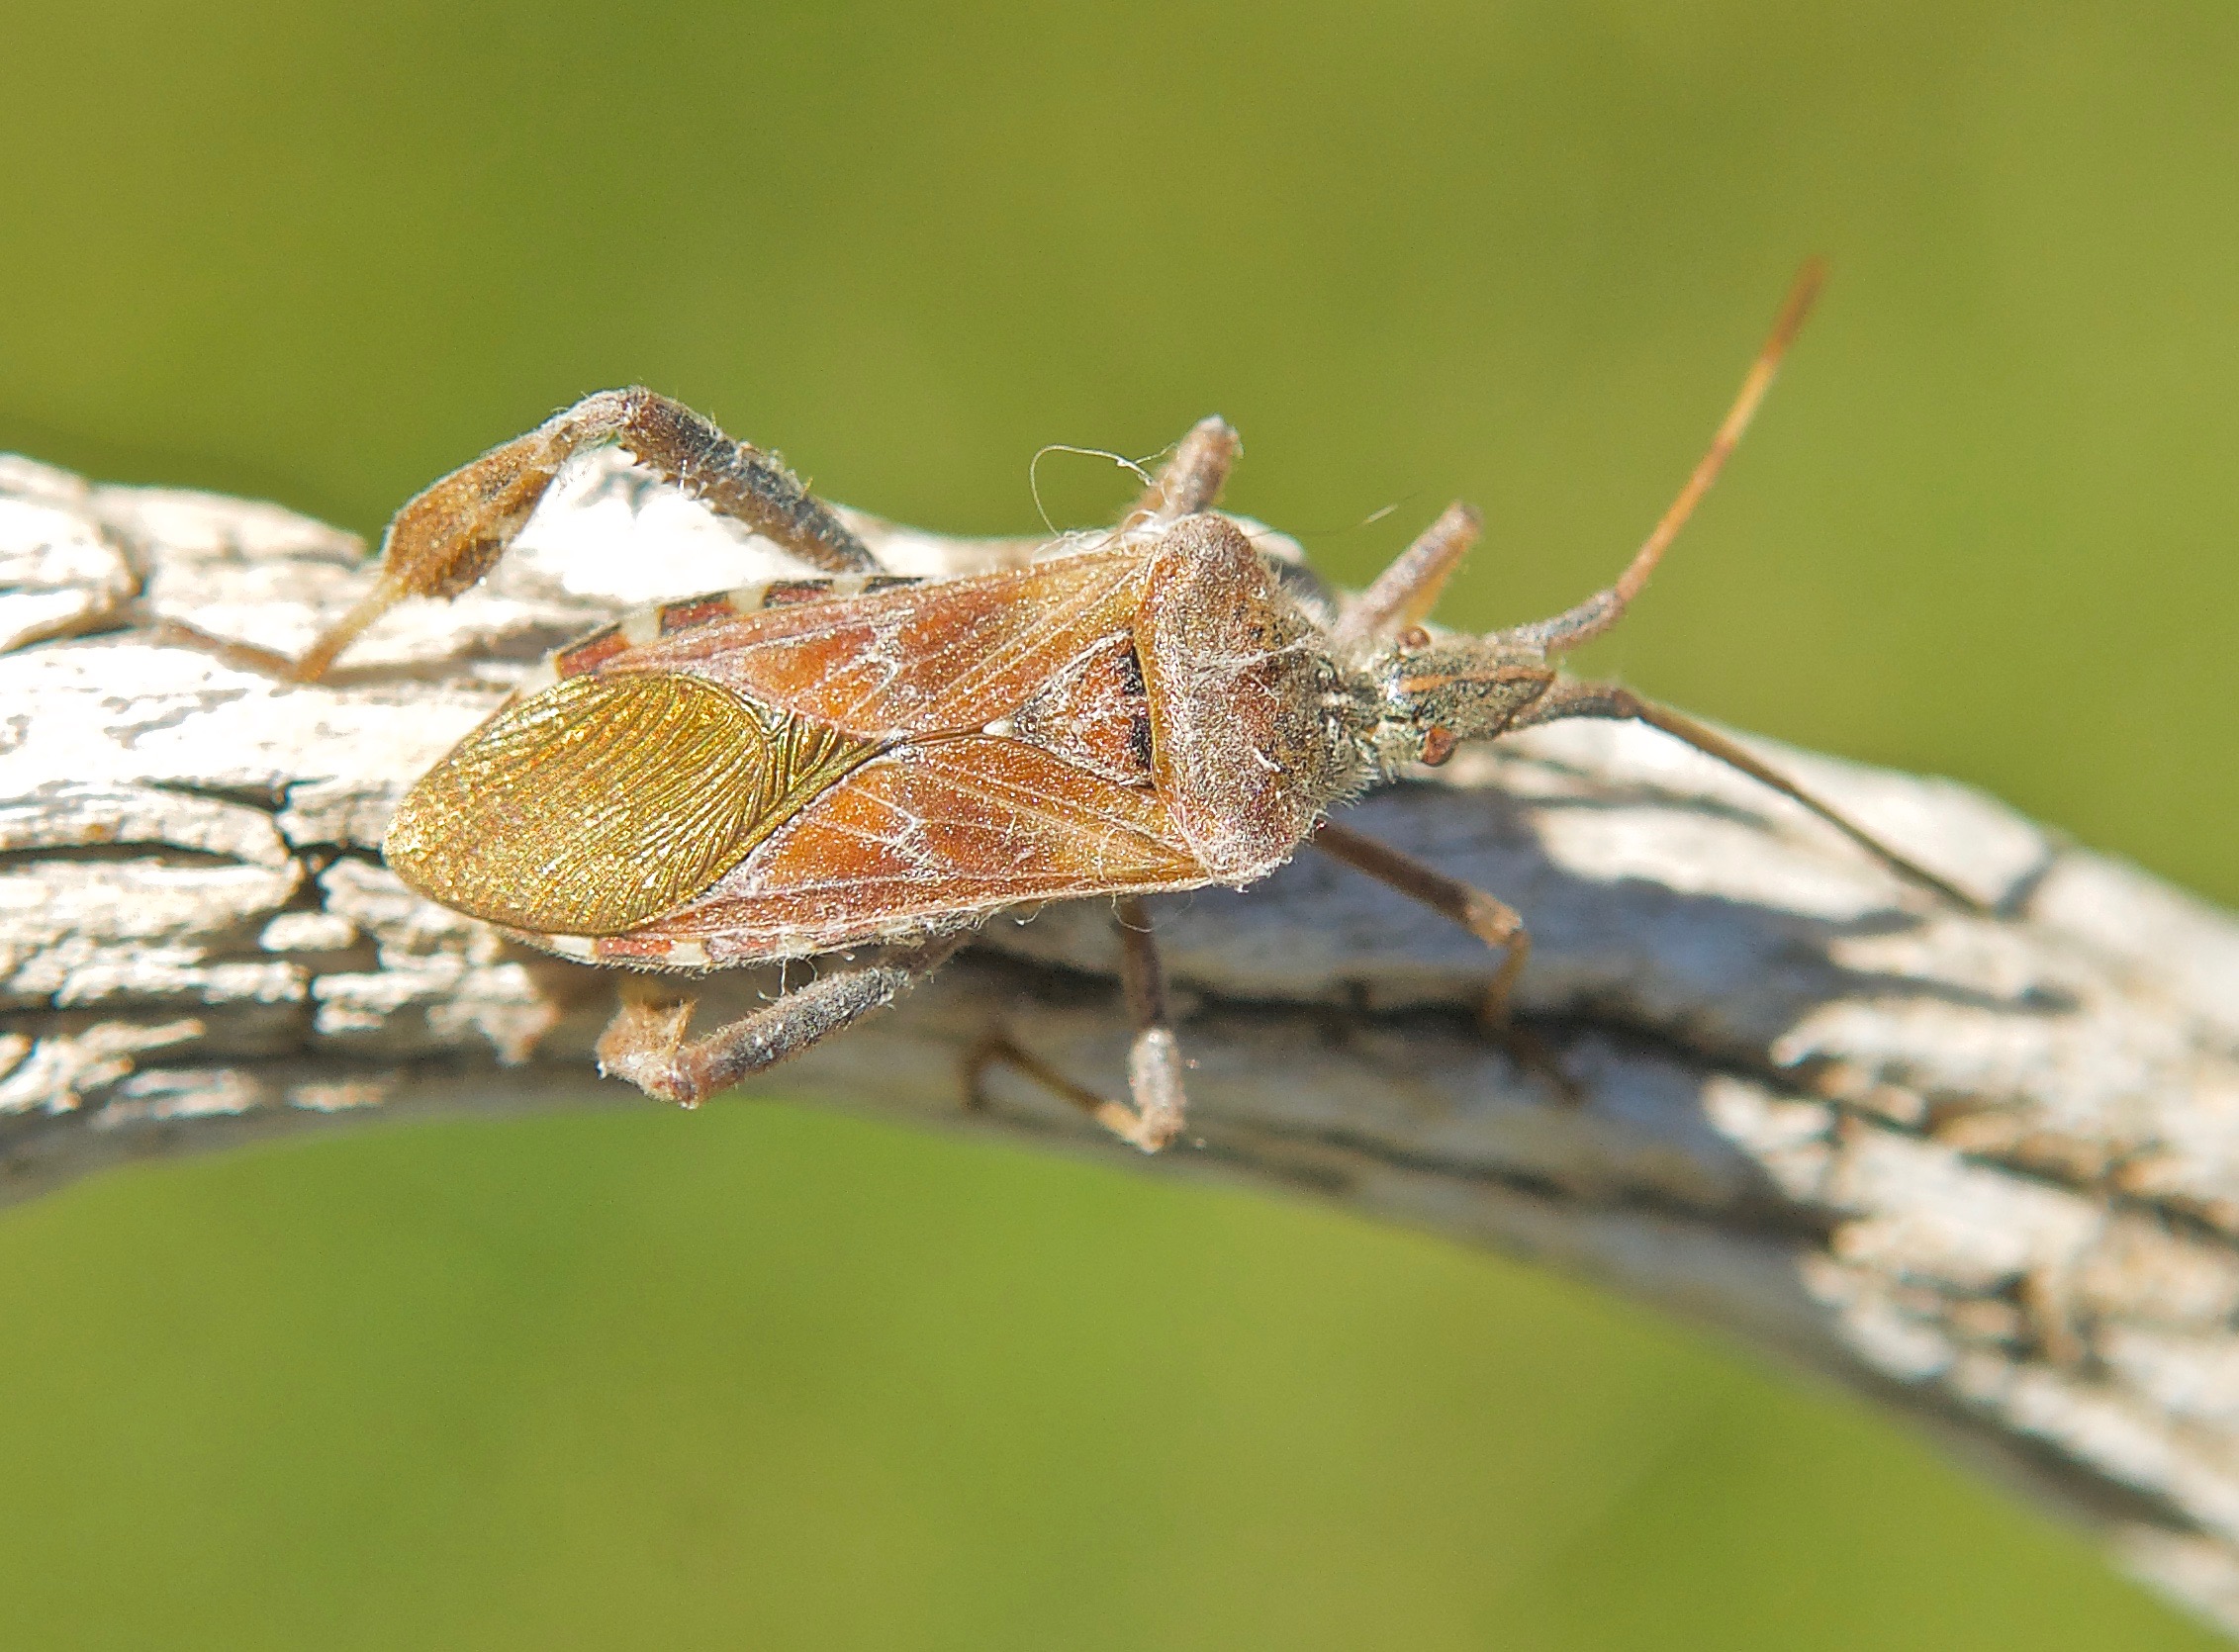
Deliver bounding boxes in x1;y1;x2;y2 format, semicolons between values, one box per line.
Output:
1494;257;1827;656
1504;680;1985;910
1358;262;1981;911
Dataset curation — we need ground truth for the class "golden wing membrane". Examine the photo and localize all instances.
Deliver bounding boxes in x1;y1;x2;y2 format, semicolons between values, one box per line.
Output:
385;672;877;936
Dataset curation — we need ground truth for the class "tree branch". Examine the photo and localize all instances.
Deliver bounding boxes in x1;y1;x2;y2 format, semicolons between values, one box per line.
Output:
6;448;2239;1634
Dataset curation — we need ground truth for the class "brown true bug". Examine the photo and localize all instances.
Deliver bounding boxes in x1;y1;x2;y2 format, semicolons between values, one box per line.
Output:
161;261;1969;1150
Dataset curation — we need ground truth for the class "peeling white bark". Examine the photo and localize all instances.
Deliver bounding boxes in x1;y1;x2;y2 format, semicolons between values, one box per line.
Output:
5;449;2239;1633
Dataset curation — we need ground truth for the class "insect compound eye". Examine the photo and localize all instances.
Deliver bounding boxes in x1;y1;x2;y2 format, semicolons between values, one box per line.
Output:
1398;625;1433;651
1419;726;1458;767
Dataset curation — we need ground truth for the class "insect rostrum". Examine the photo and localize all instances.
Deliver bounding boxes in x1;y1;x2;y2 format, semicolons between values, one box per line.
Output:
161;263;1968;1151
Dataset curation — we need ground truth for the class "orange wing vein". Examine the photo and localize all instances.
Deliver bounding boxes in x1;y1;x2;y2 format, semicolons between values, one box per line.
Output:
632;737;1211;960
596;549;1152;737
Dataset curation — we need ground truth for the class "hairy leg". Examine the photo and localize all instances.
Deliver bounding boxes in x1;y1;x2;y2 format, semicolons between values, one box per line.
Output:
1310;819;1580;1099
597;935;965;1106
963;898;1192;1152
1127;415;1240;530
160;386;876;682
1331;502;1483;650
1113;895;1189;1149
1310;819;1531;1019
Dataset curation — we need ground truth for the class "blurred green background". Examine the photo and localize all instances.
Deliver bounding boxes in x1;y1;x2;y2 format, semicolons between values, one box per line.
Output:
3;2;2234;1647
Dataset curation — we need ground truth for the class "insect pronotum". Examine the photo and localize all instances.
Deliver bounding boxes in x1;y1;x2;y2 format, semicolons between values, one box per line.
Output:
162;262;1970;1150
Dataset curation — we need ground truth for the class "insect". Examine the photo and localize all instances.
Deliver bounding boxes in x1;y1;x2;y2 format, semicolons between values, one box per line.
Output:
162;262;1969;1150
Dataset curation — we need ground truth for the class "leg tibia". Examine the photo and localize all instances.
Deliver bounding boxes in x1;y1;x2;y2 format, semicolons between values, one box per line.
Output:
962;901;1193;1153
1333;502;1481;649
1114;897;1188;1149
568;389;875;575
596;937;963;1107
1311;820;1531;1018
963;1033;1166;1149
162;388;874;684
1308;818;1579;1099
380;388;875;605
1129;416;1239;529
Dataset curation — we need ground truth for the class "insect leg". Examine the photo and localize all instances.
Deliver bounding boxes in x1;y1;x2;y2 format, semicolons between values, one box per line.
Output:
962;1033;1175;1149
961;898;1189;1152
1509;679;1982;908
595;935;966;1106
1127;415;1240;528
1113;896;1189;1149
1310;819;1531;1021
1330;502;1482;649
562;388;877;574
158;387;874;683
1310;820;1580;1099
1491;261;1824;657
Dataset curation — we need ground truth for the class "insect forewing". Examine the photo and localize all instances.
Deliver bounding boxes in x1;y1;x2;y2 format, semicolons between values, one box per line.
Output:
385;672;875;935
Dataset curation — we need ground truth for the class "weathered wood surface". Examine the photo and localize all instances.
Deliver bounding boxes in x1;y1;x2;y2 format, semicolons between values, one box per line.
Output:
5;447;2239;1633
